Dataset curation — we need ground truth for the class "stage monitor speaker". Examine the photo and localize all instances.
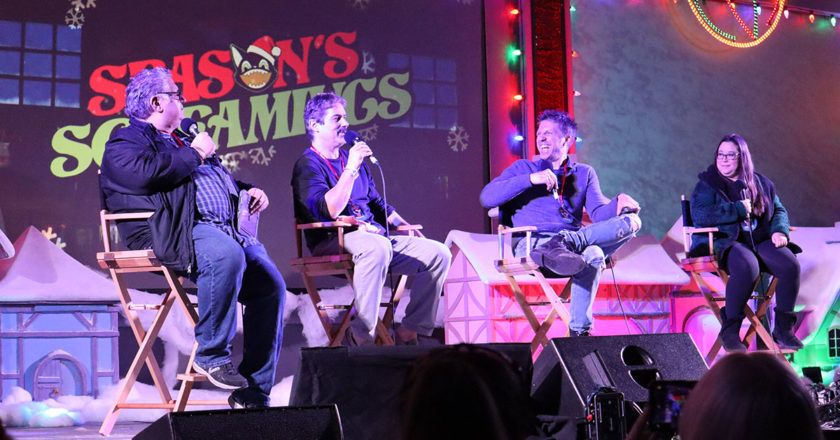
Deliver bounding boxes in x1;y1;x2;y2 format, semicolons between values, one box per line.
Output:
290;343;532;440
132;404;342;440
531;333;708;417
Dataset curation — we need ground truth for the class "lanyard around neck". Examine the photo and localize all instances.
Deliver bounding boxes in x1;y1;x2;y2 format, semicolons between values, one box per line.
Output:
310;146;345;180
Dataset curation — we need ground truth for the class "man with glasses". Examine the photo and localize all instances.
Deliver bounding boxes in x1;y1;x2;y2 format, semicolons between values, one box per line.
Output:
480;109;641;337
100;67;285;409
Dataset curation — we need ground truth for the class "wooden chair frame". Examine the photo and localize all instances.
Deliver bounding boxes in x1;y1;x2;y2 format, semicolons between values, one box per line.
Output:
290;221;422;346
494;225;572;354
677;196;794;364
97;210;226;436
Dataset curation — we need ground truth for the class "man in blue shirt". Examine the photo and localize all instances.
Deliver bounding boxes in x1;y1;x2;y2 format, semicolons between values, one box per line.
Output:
480;110;641;336
292;92;451;345
100;67;285;408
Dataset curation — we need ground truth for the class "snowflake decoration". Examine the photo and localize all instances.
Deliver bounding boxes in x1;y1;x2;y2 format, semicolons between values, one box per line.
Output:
361;51;375;75
249;146;276;166
70;0;96;10
65;8;84;29
41;226;67;249
350;0;371;10
357;124;379;143
447;126;469;152
220;153;242;172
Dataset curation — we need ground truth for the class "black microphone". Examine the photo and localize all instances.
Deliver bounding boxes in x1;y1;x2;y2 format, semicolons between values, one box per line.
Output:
179;118;217;161
344;130;378;164
180;118;200;138
734;179;751;227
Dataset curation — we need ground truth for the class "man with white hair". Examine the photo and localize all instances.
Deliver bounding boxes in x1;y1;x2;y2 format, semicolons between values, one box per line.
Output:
100;67;285;409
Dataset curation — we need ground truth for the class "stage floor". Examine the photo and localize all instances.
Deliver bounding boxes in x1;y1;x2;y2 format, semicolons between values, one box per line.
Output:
6;422;150;439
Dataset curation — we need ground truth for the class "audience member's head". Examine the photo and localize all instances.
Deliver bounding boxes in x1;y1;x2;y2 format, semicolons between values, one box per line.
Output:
678;352;823;440
399;344;536;440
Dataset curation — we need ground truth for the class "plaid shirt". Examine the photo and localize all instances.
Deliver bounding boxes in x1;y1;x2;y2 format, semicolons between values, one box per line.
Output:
164;133;258;248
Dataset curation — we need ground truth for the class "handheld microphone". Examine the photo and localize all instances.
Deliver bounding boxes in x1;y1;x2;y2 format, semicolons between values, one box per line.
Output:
179;118;216;160
180;118;200;138
344;130;378;164
734;179;754;234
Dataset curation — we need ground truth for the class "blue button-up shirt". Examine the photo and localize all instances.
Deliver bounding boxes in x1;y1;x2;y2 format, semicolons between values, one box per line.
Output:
163;133;258;248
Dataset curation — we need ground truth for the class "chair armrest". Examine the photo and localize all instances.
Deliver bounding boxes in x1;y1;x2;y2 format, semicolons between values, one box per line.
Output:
498;225;538;235
497;225;539;260
296;221;354;230
682;226;719;256
395;224;424;238
100;210;155;253
102;211;154;221
685;226;719;234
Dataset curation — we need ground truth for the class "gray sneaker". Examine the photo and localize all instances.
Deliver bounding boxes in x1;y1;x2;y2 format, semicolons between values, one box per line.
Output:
530;235;587;276
193;362;248;390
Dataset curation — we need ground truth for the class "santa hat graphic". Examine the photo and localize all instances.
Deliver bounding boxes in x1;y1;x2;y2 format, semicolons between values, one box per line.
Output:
247;36;282;64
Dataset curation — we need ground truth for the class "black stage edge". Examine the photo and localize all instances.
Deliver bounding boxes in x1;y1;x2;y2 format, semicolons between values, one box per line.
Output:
290;343;532;440
132;404;342;440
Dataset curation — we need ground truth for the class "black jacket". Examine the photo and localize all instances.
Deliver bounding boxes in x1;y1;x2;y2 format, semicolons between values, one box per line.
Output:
689;164;796;258
99;118;202;272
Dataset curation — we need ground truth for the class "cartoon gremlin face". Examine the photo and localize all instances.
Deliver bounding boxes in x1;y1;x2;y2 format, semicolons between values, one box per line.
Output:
230;36;282;92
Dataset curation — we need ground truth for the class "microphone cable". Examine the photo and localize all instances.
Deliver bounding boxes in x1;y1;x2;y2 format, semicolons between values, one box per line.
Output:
370;156;404;341
741;188;757;250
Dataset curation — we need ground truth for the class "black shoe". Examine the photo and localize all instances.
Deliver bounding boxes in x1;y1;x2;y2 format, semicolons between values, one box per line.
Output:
772;330;804;350
773;310;804;350
193;362;248;390
530;235;587;276
570;329;590;337
228;391;269;409
718;314;746;352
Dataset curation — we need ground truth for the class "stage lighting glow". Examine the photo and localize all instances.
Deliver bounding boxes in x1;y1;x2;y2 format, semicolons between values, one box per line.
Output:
783;8;789;19
513;134;524;142
832;16;837;27
573;90;581;97
509;8;520;16
810;12;815;23
513;94;524;101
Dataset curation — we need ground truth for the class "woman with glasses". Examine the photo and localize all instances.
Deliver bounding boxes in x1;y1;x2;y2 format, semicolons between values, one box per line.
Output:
689;133;802;352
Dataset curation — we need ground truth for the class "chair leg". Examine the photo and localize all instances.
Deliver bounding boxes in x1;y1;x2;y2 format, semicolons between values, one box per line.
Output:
100;289;178;436
535;273;572;335
109;271;172;403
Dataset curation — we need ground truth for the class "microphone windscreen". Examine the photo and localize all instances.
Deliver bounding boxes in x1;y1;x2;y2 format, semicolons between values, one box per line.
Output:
733;179;748;191
344;130;361;145
180;118;199;136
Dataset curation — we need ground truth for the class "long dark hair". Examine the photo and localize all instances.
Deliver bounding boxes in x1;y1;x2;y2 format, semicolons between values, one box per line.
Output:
716;133;767;217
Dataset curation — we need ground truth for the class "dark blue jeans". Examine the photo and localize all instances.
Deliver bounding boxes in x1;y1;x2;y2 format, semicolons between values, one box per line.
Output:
191;224;285;401
515;214;641;332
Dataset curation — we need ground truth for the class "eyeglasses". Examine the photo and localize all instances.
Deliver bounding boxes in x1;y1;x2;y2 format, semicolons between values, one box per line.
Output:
156;91;185;103
716;152;740;161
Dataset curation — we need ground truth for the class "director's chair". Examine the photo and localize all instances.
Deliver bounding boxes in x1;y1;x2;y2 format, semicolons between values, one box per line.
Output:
676;196;796;364
97;210;226;436
290;220;423;346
